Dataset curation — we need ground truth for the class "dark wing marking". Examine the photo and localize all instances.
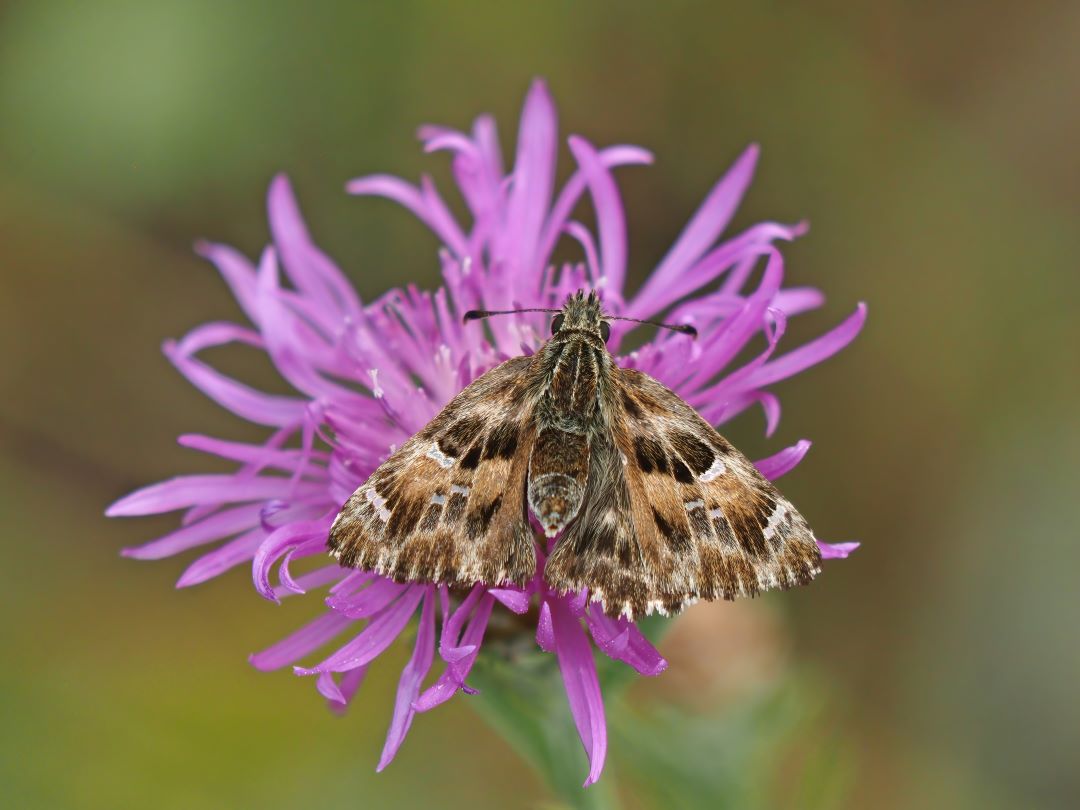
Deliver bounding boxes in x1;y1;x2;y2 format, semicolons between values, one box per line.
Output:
329;355;538;588
545;367;821;619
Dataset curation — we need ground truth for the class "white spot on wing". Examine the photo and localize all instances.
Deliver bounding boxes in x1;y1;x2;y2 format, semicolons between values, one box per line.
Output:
450;484;470;496
762;501;790;541
430;493;446;505
684;499;705;511
425;442;456;469
707;507;724;519
364;487;391;522
698;457;727;482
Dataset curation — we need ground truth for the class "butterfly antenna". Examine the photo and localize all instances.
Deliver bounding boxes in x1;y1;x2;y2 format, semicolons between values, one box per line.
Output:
609;315;697;338
463;307;561;323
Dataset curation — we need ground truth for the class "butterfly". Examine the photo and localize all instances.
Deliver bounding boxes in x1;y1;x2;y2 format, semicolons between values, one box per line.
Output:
328;290;822;619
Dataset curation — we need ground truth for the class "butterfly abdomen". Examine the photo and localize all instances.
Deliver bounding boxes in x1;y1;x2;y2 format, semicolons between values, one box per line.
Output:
528;428;589;538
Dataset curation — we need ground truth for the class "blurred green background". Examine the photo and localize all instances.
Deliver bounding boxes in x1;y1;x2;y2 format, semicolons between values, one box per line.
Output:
2;2;1078;808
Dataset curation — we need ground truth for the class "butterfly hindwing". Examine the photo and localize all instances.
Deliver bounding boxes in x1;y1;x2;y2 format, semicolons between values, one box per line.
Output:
329;355;538;588
545;367;821;618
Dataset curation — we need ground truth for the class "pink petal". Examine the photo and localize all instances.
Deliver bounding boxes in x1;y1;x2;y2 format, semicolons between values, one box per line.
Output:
325;666;370;714
632;220;803;327
627;145;759;317
419;175;469;258
347;174;467;258
773;286;826;316
741;303;868;389
536;600;555;652
249;610;353;671
818;540;860;559
504;79;558;276
107;475;314;517
295;586;424;675
413;592;495;712
195;241;260;325
754;440;812;481
119;502;263;558
325;577;407;619
176;527;266;587
586;609;668;677
550;597;607;786
567;136;627;293
252;516;333;601
178;434;329;475
378;589;437;770
163;336;307;428
489;587;531;614
711;307;788;395
268;174;362;318
272;564;347;600
538;145;652;273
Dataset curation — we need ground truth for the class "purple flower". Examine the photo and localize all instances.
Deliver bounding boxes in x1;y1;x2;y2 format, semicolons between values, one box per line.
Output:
108;80;864;786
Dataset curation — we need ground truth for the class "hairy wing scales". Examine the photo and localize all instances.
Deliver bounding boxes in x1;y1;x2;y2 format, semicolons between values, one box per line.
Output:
544;367;821;618
330;355;538;588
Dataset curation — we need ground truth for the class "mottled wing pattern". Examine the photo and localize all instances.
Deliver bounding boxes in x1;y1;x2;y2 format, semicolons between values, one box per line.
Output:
329;355;538;588
546;367;821;619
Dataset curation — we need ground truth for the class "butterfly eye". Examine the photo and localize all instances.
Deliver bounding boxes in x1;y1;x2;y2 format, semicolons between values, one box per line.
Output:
599;321;611;342
551;314;565;334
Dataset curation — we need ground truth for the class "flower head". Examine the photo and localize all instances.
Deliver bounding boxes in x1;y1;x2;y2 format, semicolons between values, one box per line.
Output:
108;80;863;785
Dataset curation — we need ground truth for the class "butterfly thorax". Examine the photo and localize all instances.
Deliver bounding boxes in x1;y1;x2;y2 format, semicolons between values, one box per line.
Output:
535;331;611;434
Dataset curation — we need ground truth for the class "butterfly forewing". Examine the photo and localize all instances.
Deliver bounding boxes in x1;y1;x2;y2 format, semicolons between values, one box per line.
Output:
329;355;538;588
544;367;821;619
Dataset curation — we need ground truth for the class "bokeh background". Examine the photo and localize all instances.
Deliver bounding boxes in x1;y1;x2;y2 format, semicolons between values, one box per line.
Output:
2;2;1078;808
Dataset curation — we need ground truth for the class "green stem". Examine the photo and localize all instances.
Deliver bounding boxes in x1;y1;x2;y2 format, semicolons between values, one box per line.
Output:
468;656;620;809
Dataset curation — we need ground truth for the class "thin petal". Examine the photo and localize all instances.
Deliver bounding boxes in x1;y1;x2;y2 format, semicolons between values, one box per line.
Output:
178;434;329;475
195;241;260;325
119;502;263;558
107;475;314;517
252;516;334;601
325;577;407;619
536;600;555;652
550;598;607;786
326;665;369;714
176;527;266;587
504;78;558;275
272;564;347;600
628;220;803;326
567;136;627;293
295;586;424;674
489;587;531;614
163;337;307;427
347;174;467;257
586;609;668;677
818;540;860;559
249;610;353;671
378;589;437;771
754;440;812;481
413;593;495;712
628;145;759;315
741;303;868;389
268;173;362;317
538;145;652;273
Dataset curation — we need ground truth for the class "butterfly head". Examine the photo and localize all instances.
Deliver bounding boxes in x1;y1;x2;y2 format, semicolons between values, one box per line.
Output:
550;290;610;343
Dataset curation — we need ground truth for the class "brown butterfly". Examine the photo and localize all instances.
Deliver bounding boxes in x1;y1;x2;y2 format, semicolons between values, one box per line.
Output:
328;290;821;619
